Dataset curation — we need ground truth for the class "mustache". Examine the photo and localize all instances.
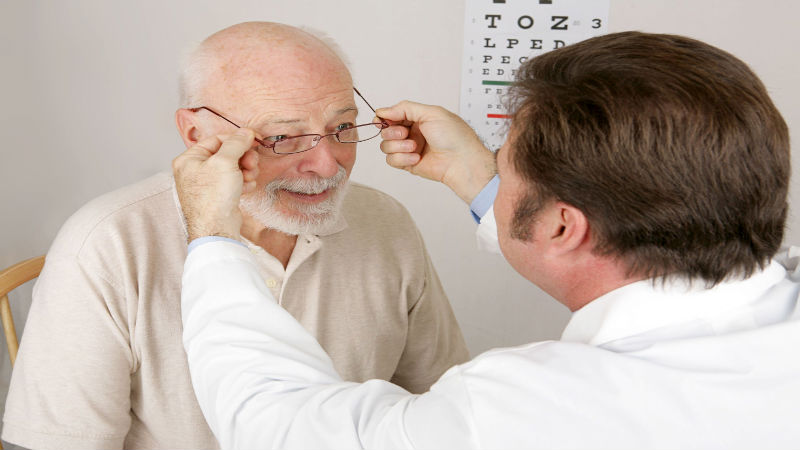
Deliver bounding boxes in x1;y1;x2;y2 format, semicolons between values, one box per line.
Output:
264;166;347;195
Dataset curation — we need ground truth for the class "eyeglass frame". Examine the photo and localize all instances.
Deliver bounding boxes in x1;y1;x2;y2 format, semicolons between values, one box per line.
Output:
189;87;389;155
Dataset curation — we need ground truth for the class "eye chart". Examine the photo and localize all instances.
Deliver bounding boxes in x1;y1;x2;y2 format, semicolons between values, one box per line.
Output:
460;0;610;150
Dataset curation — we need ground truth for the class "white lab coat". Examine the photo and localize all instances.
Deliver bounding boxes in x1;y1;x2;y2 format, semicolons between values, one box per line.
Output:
182;220;800;450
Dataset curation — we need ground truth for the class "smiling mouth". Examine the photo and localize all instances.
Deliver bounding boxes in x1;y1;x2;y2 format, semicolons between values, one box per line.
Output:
281;188;332;203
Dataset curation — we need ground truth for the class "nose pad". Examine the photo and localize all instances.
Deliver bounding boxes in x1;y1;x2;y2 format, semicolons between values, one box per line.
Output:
300;135;340;178
313;133;338;147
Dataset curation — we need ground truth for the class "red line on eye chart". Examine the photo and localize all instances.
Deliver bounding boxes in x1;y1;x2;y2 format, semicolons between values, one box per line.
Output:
486;114;511;119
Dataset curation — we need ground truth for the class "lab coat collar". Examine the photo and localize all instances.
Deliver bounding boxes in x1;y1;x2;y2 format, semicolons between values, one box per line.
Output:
560;259;787;346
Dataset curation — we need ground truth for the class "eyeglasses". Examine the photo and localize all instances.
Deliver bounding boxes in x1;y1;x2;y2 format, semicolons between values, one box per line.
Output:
191;87;389;155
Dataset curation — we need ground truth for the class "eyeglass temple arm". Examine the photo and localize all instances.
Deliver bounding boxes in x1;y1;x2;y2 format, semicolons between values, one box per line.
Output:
352;87;389;127
193;107;238;128
190;106;271;147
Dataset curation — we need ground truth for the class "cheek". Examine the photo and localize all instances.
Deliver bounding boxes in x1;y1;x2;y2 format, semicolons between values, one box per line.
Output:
493;181;523;256
496;207;512;256
337;145;357;173
494;187;513;233
255;155;291;186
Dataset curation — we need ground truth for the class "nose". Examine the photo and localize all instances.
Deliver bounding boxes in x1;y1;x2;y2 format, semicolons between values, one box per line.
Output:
296;134;345;178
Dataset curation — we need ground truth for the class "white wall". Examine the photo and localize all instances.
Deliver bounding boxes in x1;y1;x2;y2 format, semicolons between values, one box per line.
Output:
1;0;798;415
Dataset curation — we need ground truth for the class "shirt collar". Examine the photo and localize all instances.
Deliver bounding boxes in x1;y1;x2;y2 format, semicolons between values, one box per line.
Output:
560;260;787;346
309;211;348;236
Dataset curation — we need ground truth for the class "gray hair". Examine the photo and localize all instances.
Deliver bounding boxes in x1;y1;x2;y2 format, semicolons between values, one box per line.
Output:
177;40;216;108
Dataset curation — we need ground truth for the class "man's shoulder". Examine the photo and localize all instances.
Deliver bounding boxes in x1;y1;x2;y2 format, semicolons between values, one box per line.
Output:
342;182;415;228
344;182;406;206
50;172;183;256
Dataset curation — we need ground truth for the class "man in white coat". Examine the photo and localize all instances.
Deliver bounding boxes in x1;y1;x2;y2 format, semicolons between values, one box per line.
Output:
174;32;800;449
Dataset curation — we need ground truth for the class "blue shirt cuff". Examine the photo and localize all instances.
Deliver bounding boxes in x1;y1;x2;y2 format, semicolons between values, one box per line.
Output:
188;236;247;253
470;175;499;223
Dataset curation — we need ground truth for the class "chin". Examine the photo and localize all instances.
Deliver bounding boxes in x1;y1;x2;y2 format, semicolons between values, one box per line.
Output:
240;182;348;235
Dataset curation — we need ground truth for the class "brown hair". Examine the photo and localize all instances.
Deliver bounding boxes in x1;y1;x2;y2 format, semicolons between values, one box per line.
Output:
507;31;790;283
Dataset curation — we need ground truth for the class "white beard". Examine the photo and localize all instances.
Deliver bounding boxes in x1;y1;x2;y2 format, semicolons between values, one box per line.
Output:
240;166;349;236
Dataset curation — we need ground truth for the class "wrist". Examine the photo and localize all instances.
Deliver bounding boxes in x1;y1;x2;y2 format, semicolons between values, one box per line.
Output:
187;228;241;244
445;149;497;204
185;214;242;243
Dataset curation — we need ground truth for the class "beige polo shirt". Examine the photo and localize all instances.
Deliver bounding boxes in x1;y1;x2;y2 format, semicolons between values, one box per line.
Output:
2;172;468;450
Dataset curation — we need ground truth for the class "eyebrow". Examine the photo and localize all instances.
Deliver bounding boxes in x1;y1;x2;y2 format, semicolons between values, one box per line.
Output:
338;106;359;116
260;106;359;127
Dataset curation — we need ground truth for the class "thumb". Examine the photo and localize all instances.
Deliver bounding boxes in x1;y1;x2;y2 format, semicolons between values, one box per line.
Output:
375;100;436;125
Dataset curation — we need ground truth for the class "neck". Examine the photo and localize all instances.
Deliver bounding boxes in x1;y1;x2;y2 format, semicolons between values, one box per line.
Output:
556;256;645;312
240;212;298;269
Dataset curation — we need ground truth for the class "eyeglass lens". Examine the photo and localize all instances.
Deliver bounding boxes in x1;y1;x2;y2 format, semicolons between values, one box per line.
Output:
272;123;384;154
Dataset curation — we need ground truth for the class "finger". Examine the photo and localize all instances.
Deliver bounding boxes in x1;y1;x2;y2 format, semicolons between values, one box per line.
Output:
185;135;224;159
215;129;256;167
375;100;435;125
380;139;417;155
242;171;258;184
239;148;260;185
172;135;224;175
371;116;396;126
242;170;259;184
374;116;413;128
380;125;410;141
242;167;259;183
242;179;258;194
386;152;421;169
239;148;259;172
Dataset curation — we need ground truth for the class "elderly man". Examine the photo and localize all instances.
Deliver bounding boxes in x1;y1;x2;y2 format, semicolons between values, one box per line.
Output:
175;32;800;449
2;22;468;450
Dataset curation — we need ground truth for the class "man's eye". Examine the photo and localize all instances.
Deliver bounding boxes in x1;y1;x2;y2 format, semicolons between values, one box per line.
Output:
335;122;356;131
266;135;289;142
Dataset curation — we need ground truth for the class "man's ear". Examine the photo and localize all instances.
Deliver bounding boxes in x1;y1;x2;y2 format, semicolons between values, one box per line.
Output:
175;108;200;148
542;202;590;255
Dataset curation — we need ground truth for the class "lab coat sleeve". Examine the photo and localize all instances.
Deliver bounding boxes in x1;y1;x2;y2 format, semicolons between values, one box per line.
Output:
476;205;501;254
181;241;477;450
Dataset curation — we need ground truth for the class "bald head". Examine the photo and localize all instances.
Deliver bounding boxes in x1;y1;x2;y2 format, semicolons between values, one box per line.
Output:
179;22;351;108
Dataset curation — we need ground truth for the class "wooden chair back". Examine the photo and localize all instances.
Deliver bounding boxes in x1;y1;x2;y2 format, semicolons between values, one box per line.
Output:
0;256;45;366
